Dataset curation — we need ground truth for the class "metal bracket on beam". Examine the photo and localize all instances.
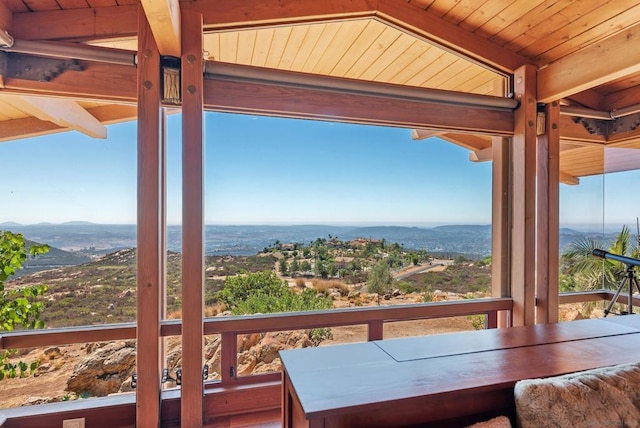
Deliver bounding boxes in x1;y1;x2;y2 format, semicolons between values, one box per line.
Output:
573;113;640;138
573;117;609;136
161;56;180;105
4;53;82;82
611;113;640;135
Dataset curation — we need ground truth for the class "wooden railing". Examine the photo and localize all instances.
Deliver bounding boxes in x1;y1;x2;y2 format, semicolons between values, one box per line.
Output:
0;291;632;426
1;298;510;385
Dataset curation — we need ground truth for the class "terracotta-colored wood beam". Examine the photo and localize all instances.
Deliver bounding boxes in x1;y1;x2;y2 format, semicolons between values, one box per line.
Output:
136;7;163;427
204;78;514;136
558;115;606;144
491;137;510;328
12;5;138;41
536;101;560;324
538;23;640;103
605;85;640;112
181;9;205;428
0;1;12;32
511;65;537;327
0;61;137;103
140;0;181;57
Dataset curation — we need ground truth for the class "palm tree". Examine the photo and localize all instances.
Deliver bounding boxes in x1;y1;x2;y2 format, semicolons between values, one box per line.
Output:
562;225;638;292
561;225;640;315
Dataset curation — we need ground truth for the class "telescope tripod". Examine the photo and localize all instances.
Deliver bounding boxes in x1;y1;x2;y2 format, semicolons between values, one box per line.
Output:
604;264;640;317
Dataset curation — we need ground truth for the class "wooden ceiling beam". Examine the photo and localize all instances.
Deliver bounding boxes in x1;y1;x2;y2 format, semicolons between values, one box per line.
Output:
12;0;530;73
0;61;137;102
204;78;514;136
558;115;607;144
564;90;606;111
3;94;107;138
559;172;579;186
140;0;181;57
375;0;531;73
0;2;12;32
469;147;492;162
0;104;136;142
605;85;640;111
538;23;640;103
438;133;492;151
12;5;138;41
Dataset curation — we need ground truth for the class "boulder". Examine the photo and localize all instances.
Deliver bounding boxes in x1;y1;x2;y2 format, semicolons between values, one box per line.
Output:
66;340;136;397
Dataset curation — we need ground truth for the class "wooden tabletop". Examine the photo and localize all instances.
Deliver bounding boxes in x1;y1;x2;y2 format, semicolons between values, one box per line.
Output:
280;316;640;419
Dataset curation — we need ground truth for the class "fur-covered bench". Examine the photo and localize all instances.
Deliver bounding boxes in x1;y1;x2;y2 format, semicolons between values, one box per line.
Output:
514;362;640;427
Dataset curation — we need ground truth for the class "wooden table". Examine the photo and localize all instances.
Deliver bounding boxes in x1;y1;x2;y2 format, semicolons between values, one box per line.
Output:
280;316;640;427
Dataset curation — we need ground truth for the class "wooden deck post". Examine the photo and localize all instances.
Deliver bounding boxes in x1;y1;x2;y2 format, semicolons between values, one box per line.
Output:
491;136;511;328
137;6;164;427
536;101;560;323
181;9;205;428
511;65;537;326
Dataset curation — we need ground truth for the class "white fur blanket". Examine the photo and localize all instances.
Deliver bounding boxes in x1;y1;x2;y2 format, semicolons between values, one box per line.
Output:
514;362;640;427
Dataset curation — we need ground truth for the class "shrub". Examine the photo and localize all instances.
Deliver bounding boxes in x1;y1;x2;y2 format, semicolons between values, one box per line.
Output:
0;230;49;380
221;271;333;344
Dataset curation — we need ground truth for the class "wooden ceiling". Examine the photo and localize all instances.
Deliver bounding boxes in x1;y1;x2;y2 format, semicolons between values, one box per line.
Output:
1;0;639;182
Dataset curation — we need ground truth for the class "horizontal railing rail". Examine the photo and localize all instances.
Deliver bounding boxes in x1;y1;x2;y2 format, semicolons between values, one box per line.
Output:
1;298;512;350
0;290;635;425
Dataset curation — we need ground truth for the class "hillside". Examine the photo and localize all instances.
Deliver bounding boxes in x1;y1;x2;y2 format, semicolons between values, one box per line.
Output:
16;240;92;278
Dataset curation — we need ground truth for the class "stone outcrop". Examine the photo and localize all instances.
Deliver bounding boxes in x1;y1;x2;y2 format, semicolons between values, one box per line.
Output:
66;340;136;397
64;331;317;397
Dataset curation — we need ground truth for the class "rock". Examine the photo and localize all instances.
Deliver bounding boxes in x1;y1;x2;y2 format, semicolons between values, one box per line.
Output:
392;289;401;297
237;333;261;352
66;340;136;397
24;396;57;406
347;291;360;299
34;363;53;377
44;347;62;360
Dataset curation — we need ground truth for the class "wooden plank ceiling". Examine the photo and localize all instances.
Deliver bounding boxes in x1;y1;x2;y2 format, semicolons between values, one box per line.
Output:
0;0;639;182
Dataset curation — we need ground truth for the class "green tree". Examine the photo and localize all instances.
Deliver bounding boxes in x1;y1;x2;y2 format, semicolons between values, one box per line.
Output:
279;258;289;276
218;271;332;345
367;260;394;305
290;258;300;276
562;226;638;292
0;230;49;380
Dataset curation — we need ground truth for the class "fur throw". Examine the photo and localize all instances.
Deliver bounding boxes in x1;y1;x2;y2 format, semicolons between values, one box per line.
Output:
514;362;640;427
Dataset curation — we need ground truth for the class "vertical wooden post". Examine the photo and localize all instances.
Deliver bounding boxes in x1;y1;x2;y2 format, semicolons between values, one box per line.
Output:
181;9;204;428
511;64;537;326
137;7;163;427
536;101;560;323
491;136;511;327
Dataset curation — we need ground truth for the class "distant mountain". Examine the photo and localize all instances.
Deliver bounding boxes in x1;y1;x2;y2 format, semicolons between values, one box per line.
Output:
61;221;97;226
14;239;92;278
0;222;627;260
433;225;491;234
0;221;22;227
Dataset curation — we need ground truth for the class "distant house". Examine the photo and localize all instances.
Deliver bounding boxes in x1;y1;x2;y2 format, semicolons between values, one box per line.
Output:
334;256;354;270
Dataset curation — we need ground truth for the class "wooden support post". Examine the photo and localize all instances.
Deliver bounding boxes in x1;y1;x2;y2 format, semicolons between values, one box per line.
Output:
491;136;510;328
136;6;163;427
536;101;560;324
368;320;384;341
181;9;204;428
511;65;537;326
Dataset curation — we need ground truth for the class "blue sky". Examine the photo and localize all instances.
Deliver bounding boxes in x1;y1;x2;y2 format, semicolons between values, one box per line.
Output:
0;112;638;228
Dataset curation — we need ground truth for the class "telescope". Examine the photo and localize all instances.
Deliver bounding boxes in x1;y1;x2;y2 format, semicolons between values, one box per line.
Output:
592;249;640;316
592;249;640;268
